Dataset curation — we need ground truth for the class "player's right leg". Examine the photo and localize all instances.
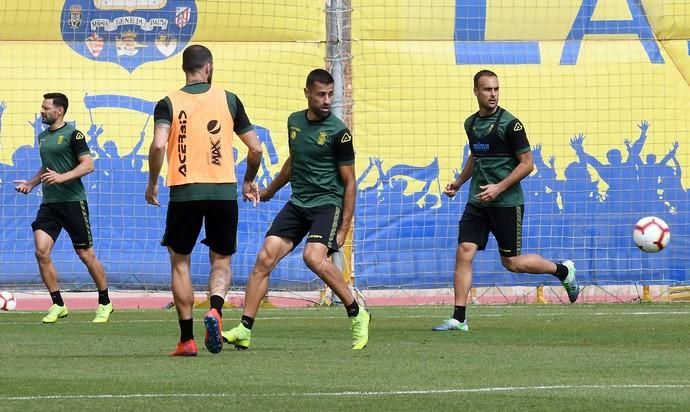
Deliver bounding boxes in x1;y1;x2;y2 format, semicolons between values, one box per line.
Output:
433;242;477;332
434;204;485;331
224;203;301;349
169;250;197;356
222;235;293;350
162;201;204;356
31;206;69;323
34;230;66;323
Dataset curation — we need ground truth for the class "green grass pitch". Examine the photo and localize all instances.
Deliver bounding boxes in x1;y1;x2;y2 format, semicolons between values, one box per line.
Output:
1;304;689;411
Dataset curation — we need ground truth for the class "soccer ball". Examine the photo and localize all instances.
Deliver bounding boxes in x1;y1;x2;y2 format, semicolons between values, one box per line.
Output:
0;291;16;311
633;216;670;253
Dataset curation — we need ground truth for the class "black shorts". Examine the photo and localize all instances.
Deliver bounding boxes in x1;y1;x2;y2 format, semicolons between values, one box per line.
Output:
162;200;238;256
31;201;94;249
458;203;523;257
266;202;342;253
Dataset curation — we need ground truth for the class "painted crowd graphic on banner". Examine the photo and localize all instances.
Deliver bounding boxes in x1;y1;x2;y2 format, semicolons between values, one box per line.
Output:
1;94;687;287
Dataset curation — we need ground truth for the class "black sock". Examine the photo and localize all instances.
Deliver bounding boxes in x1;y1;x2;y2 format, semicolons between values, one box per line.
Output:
345;300;360;318
241;315;254;330
209;295;224;316
50;290;64;306
452;305;466;323
553;262;568;282
98;288;110;305
179;318;194;342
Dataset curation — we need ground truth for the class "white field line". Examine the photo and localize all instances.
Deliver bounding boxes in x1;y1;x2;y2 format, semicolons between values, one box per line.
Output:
3;384;689;402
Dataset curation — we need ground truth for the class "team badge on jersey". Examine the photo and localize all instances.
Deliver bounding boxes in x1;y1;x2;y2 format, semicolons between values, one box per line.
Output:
317;131;328;145
513;122;524;132
60;1;197;72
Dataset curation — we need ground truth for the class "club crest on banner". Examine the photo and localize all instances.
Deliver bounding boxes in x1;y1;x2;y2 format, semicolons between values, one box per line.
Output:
61;0;197;72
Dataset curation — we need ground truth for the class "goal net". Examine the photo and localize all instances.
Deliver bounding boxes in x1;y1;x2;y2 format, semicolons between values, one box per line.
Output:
0;0;688;303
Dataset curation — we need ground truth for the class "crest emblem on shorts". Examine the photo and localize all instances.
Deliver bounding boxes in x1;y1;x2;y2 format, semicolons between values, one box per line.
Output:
60;1;197;72
317;131;328;145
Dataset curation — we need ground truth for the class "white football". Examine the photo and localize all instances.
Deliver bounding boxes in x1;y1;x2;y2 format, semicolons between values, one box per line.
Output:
0;291;16;311
633;216;670;253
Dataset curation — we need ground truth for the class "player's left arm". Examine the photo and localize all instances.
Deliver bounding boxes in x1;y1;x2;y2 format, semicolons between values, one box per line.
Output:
335;128;355;246
232;95;263;206
338;164;356;247
40;130;94;185
502;118;534;185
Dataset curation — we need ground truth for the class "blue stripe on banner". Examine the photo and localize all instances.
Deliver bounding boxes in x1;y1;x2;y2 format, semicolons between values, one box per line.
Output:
454;41;541;65
454;0;540;64
454;0;486;41
84;94;155;114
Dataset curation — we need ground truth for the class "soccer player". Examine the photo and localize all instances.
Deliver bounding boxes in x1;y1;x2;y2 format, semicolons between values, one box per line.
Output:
222;69;371;350
145;45;262;356
15;93;113;323
433;70;579;332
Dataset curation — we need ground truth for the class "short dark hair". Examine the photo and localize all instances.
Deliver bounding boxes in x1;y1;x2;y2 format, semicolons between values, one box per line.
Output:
182;45;213;72
473;70;498;88
306;69;334;88
43;92;69;114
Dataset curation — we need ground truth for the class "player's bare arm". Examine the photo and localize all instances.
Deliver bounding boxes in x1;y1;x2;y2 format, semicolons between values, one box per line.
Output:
14;167;46;194
237;128;263;206
445;156;474;197
145;123;170;206
260;155;292;202
337;163;356;247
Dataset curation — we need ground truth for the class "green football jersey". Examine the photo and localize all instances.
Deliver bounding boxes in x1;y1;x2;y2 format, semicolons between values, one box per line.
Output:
287;110;354;208
464;107;531;207
37;124;90;203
